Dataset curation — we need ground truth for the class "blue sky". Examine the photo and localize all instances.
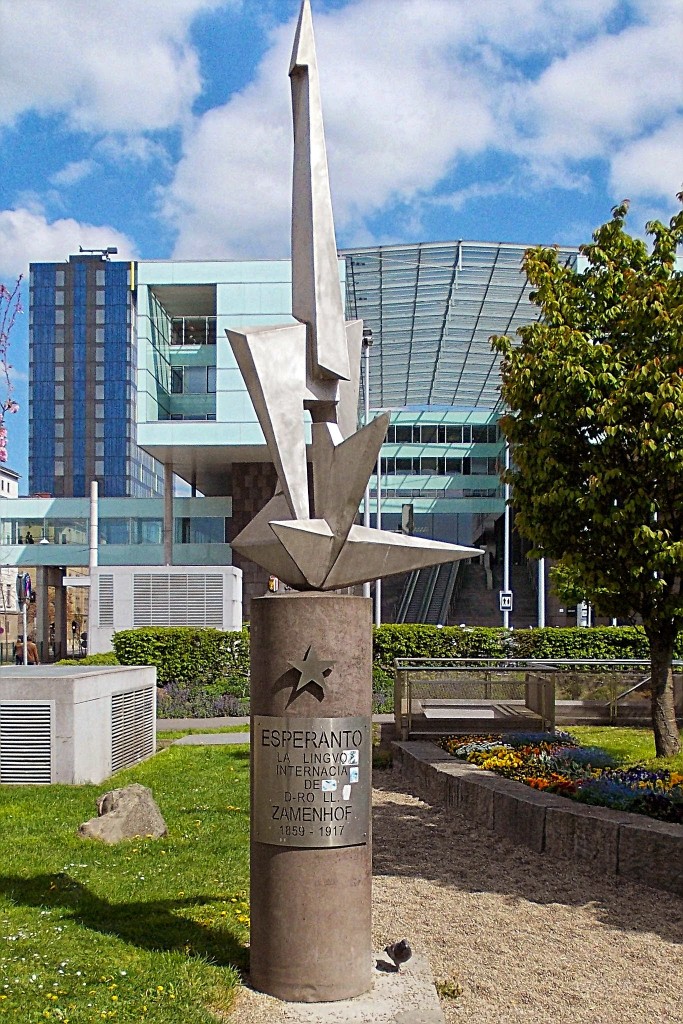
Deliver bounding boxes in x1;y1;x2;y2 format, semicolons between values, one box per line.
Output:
0;0;681;489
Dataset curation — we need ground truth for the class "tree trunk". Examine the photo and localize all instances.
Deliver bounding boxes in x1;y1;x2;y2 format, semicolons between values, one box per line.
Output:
646;625;681;757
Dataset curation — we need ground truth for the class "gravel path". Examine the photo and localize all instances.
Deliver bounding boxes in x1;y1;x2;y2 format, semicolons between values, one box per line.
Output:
229;768;683;1023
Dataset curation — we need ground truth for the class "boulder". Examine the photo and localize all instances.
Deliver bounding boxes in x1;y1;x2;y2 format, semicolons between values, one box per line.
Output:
78;783;167;843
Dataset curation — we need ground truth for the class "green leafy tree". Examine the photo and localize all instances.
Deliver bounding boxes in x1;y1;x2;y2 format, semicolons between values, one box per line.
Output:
493;196;683;756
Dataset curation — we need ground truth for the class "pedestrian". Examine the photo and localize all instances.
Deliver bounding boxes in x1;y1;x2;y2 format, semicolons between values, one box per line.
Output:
25;530;34;544
14;635;24;664
26;636;40;664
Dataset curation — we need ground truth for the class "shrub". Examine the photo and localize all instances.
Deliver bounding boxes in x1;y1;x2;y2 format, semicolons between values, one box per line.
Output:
156;681;245;718
112;626;249;688
372;624;656;664
56;651;120;667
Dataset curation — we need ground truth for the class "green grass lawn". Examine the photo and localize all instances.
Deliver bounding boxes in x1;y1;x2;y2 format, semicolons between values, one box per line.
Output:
569;725;683;772
156;725;249;740
0;745;250;1023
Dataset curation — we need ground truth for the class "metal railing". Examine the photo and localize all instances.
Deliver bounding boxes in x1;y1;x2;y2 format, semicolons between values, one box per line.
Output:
393;657;683;738
0;640;88;665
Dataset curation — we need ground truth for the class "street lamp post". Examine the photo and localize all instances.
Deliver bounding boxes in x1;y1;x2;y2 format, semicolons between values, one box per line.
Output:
503;441;511;629
362;328;373;600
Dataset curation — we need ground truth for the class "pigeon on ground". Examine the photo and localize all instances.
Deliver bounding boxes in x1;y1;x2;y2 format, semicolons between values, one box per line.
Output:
385;939;412;971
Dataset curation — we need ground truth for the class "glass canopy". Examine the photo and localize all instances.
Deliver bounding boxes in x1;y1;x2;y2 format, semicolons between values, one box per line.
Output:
343;240;579;412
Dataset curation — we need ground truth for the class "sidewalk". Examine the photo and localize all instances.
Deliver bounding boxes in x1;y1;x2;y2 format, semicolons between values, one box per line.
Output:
157;715;395;746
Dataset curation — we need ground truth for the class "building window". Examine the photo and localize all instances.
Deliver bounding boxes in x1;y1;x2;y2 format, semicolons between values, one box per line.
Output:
55;270;65;286
96;270;105;286
184;366;209;394
95;309;105;324
55;309;64;325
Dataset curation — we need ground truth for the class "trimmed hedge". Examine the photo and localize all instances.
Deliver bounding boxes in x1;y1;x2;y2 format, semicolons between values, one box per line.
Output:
372;624;660;665
56;651;120;667
110;624;672;688
112;626;249;687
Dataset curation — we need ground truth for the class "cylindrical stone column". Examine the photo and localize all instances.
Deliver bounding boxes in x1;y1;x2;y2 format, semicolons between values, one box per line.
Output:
250;592;372;1002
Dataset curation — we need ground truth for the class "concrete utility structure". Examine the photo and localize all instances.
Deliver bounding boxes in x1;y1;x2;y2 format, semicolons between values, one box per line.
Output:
0;665;156;784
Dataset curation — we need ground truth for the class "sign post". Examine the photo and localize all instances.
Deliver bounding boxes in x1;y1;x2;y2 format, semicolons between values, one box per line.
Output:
15;572;31;665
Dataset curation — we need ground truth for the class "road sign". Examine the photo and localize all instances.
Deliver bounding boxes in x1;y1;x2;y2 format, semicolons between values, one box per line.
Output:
499;590;513;612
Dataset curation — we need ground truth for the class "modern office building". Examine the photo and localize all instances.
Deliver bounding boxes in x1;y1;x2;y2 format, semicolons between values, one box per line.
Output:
29;252;164;498
18;238;580;654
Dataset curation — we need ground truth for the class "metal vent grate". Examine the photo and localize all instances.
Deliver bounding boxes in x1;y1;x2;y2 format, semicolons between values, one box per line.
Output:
111;688;155;774
0;701;53;784
99;574;115;627
132;573;224;627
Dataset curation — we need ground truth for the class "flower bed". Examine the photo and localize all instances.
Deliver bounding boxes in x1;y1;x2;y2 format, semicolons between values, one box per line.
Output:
438;732;683;824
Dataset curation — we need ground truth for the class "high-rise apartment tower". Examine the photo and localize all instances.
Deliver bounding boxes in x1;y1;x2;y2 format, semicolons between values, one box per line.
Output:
29;253;163;497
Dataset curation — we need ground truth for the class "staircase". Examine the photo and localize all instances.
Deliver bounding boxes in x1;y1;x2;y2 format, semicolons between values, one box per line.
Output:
395;563;461;625
449;561;538;628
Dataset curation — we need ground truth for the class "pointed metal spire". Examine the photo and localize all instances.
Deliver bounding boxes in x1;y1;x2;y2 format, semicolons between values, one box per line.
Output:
226;1;483;589
290;0;350;382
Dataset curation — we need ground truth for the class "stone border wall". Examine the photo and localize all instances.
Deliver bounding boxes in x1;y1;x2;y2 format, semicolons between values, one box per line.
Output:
392;740;683;897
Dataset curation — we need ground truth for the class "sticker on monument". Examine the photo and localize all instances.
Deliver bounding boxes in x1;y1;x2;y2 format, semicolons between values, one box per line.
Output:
342;749;359;765
322;779;337;792
342;784;351;800
349;767;359;783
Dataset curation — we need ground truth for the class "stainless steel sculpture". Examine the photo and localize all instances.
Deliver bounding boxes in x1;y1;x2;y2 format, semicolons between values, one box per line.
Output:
227;0;481;589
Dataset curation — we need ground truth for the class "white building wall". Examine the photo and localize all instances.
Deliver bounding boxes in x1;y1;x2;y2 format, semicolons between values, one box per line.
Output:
89;564;242;652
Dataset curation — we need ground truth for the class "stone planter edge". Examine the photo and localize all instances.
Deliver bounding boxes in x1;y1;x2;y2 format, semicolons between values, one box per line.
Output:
391;739;683;897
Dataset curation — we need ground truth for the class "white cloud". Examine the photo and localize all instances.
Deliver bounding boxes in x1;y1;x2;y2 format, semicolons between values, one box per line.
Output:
609;117;683;202
513;14;683;166
95;136;171;167
0;0;229;133
164;0;681;258
0;208;136;279
50;160;97;188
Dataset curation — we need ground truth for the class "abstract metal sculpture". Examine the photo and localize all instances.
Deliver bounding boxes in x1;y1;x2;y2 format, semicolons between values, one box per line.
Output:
227;0;481;589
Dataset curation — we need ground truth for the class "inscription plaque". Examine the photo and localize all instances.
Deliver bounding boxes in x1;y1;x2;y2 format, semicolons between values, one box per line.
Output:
252;714;371;848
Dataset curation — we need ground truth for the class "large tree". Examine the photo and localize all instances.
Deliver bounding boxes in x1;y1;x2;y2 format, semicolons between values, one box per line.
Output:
493;197;683;756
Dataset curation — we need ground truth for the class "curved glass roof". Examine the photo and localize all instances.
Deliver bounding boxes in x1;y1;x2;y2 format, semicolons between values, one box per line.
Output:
343;240;578;413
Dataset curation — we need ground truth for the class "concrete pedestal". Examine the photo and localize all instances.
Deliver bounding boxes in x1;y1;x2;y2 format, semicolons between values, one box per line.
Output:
250;593;373;1002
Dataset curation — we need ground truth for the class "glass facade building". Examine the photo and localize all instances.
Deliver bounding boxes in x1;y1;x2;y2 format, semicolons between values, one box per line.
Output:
343;240;579;545
23;240;581;625
29;255;164;498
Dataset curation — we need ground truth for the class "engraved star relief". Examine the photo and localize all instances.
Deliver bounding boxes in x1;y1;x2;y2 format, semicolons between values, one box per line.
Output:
287;645;334;703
